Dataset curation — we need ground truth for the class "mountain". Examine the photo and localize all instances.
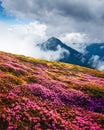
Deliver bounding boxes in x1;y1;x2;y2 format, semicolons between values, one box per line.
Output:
85;43;104;59
84;43;104;70
37;37;92;68
0;51;104;129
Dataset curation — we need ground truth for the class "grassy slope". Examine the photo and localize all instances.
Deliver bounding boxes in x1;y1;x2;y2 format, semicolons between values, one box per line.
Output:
0;51;104;130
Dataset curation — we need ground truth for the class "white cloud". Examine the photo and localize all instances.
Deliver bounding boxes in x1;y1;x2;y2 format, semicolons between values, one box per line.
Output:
60;33;87;43
89;55;104;71
97;62;104;71
0;22;47;57
0;22;69;61
59;33;89;53
90;55;100;68
40;45;70;61
8;22;47;43
2;0;104;43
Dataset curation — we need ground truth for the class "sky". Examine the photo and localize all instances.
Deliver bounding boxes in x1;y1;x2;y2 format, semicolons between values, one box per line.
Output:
1;0;104;41
0;0;104;70
1;0;104;40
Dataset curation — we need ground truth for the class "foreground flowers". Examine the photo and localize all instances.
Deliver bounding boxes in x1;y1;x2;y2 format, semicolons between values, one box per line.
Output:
0;51;104;129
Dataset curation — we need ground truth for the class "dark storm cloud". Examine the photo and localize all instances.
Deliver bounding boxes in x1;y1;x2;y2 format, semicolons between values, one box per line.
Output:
1;0;101;22
55;1;94;21
1;0;104;42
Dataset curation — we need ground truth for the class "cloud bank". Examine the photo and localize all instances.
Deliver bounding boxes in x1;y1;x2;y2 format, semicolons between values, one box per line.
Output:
0;22;69;61
2;0;104;42
0;22;47;56
59;33;89;53
89;55;104;71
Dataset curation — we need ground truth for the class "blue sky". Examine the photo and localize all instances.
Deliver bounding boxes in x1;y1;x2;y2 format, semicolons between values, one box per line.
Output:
0;1;33;25
0;1;14;23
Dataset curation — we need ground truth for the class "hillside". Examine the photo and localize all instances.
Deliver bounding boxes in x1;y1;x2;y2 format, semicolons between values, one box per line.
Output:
0;51;104;130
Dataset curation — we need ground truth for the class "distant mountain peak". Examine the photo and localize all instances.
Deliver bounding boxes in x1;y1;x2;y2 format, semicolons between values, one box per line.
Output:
48;37;58;40
48;37;61;42
47;37;64;46
40;37;63;51
37;37;92;68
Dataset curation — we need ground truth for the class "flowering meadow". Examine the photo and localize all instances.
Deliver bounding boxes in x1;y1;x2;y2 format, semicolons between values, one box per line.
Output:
0;51;104;130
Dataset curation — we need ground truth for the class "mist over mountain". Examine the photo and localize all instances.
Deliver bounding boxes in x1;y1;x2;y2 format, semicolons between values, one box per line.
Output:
84;43;104;71
37;37;92;69
36;37;104;71
85;43;104;58
0;21;103;71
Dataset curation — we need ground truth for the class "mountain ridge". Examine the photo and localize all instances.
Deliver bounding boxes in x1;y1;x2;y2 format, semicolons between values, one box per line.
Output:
37;37;92;69
85;43;104;59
